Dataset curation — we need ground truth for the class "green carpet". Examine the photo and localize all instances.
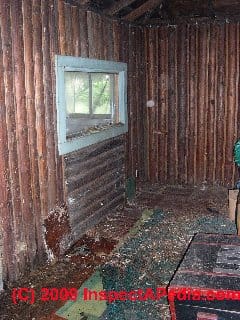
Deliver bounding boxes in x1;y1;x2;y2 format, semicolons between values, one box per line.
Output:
56;270;107;320
55;210;154;320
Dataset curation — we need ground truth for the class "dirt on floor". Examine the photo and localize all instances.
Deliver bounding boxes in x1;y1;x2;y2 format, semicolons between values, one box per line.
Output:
0;184;233;319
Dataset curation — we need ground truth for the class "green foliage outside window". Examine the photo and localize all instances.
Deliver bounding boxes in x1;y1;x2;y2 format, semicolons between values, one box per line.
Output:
64;71;113;116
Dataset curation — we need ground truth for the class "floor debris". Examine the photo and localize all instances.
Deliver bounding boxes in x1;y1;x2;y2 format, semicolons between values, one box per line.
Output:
0;184;235;319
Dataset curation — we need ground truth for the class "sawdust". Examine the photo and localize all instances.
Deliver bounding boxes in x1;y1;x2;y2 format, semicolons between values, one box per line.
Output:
0;184;234;319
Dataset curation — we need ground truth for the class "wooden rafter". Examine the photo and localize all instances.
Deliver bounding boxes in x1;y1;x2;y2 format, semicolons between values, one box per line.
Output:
104;0;137;15
123;0;163;21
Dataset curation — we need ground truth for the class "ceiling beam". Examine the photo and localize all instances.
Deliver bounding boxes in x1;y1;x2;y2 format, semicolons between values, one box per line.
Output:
123;0;163;21
104;0;137;15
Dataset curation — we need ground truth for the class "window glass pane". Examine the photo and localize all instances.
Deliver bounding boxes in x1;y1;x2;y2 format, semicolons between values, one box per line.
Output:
91;73;112;115
64;72;89;114
64;71;120;140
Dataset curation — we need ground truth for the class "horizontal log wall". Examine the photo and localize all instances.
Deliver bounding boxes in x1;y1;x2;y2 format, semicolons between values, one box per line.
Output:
144;22;240;187
65;137;125;240
0;0;145;283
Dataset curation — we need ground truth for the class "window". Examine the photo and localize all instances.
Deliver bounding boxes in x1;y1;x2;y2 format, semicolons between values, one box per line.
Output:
55;56;128;155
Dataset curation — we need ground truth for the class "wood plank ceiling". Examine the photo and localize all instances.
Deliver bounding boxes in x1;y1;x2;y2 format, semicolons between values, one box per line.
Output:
68;0;240;24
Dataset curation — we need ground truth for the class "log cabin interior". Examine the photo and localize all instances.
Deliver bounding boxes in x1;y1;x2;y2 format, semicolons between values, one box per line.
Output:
0;0;240;319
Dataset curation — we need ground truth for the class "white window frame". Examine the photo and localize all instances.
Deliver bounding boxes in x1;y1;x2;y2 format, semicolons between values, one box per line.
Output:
55;55;128;155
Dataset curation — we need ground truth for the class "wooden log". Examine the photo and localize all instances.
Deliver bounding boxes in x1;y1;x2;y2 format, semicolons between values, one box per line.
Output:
122;24;131;178
206;23;218;184
167;26;178;183
138;26;146;181
143;28;149;180
102;15;108;60
41;0;57;210
11;0;39;269
113;19;120;61
225;23;238;186
98;15;104;59
133;26;139;180
148;28;156;183
71;193;124;238
215;23;225;184
22;0;46;262
0;0;25;278
152;28;158;182
107;19;114;61
94;13;101;60
64;1;73;55
86;11;95;58
79;9;88;57
177;24;188;184
71;5;80;56
158;26;169;183
49;0;65;205
68;166;124;212
126;26;133;179
237;22;240;141
32;0;48;217
187;24;198;184
234;23;240;184
58;0;67;55
135;27;142;181
0;7;16;281
196;24;208;184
